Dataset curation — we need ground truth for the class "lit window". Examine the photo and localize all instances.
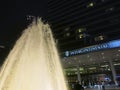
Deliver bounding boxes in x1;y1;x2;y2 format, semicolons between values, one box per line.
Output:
114;63;120;65
88;67;96;70
78;29;82;33
94;35;106;41
64;27;71;37
105;7;114;12
99;36;104;40
66;32;70;37
79;34;83;39
89;2;94;7
87;2;94;8
76;27;86;33
63;32;70;37
100;65;108;67
80;68;84;71
65;27;70;31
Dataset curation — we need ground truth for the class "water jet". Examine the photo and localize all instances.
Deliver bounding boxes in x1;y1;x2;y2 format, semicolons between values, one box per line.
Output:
0;19;68;90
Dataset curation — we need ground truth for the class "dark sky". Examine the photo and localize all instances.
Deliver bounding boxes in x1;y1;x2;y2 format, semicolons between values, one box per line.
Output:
0;0;47;64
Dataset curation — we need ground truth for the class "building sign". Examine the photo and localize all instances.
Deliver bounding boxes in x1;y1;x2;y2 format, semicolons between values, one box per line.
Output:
64;39;120;57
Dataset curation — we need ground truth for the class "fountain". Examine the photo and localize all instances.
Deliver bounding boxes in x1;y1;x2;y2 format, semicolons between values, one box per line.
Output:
0;18;68;90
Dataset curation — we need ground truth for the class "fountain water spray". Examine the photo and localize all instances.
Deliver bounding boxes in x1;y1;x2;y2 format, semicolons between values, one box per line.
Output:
0;18;68;90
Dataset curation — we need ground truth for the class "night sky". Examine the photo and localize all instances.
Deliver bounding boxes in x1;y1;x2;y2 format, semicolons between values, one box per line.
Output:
0;0;47;64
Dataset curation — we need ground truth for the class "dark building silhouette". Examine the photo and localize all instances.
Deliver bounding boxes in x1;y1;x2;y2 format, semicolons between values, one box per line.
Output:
47;0;120;53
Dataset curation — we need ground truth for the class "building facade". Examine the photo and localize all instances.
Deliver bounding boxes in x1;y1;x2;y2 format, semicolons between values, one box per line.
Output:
48;0;120;53
48;0;120;87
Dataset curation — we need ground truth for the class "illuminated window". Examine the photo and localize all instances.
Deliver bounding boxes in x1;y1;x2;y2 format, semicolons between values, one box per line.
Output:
64;32;70;37
87;2;94;8
76;27;88;40
64;27;71;37
65;27;70;31
80;68;84;71
105;7;114;12
79;34;84;39
76;27;86;33
88;67;96;70
66;33;70;36
78;29;82;33
114;63;120;65
94;35;106;41
101;65;109;67
99;36;104;40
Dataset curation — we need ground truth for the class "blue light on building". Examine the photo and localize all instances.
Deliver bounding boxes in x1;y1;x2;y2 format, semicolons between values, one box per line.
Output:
64;39;120;57
108;40;120;48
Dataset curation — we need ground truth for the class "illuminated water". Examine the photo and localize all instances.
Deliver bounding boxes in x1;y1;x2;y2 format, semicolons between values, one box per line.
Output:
0;19;68;90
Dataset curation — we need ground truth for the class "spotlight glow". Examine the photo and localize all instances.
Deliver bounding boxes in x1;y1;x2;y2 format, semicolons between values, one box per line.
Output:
0;19;68;90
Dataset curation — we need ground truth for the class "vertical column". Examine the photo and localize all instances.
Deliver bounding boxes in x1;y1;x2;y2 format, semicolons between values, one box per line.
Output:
77;65;82;84
109;59;118;86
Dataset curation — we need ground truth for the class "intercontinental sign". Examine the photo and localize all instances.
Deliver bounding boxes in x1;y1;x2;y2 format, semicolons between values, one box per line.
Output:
64;39;120;57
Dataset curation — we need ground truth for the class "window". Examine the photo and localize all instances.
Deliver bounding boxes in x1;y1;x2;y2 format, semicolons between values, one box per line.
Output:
87;2;95;8
76;27;86;34
94;35;106;41
105;7;114;13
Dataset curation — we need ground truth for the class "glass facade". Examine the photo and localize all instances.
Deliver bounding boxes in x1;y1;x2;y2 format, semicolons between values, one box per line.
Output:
48;0;120;87
64;61;120;86
48;0;120;52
